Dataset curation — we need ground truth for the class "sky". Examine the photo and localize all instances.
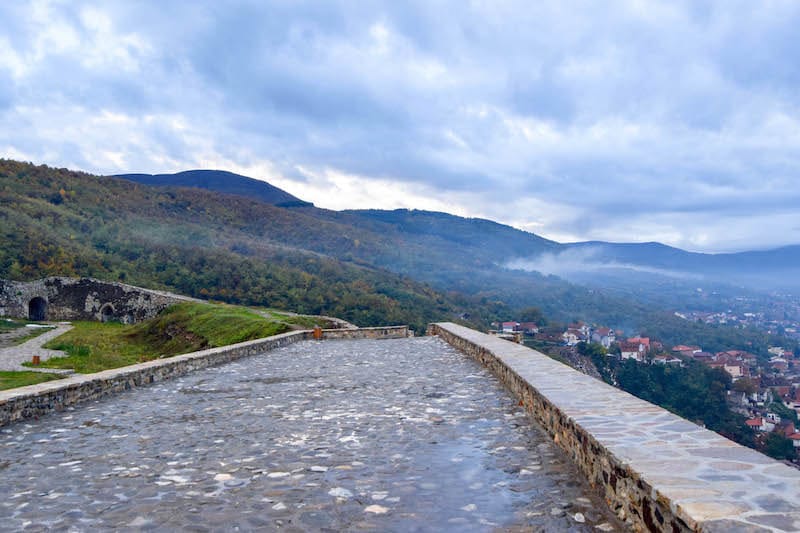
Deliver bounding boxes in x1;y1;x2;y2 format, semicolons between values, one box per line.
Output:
2;1;800;253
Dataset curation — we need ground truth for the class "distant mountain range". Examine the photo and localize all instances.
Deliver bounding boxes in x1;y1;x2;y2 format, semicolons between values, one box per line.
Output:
114;170;313;207
111;167;800;295
1;159;794;352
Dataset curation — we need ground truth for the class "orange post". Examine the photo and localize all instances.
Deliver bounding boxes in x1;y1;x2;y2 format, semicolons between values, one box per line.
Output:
313;326;323;340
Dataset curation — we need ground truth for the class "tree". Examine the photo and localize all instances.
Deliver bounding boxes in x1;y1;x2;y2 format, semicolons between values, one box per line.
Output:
732;377;756;395
518;306;546;325
763;432;796;461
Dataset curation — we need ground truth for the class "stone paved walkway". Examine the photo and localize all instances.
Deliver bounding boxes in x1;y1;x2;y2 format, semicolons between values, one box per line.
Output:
0;323;74;373
0;337;622;531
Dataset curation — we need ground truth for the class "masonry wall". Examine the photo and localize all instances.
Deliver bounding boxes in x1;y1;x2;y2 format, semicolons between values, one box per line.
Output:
0;277;197;323
0;326;410;427
429;322;800;533
319;325;410;340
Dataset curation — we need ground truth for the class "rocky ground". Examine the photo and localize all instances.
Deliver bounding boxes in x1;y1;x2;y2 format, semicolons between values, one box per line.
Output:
0;336;622;531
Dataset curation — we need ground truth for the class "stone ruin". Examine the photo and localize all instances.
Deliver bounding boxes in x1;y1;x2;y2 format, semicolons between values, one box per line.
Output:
0;277;198;324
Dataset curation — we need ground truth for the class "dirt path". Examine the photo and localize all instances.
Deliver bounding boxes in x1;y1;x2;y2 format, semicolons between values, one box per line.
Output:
0;324;74;373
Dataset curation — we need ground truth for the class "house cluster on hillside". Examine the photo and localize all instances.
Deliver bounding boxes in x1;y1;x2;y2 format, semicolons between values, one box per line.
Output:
666;343;800;448
744;411;800;449
742;385;800;450
558;322;675;363
560;322;616;348
487;321;540;343
676;308;800;341
492;318;800;448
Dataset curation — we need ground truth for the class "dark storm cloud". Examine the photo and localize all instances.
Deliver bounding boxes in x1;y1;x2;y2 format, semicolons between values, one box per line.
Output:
2;1;800;251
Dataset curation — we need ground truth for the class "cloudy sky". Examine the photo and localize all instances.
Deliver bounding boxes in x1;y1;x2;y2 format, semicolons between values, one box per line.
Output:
2;1;800;252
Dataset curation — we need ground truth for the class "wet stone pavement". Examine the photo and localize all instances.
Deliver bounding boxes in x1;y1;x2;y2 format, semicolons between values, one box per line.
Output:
0;337;621;532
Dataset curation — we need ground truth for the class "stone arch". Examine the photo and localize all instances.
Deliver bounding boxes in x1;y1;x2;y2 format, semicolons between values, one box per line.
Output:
99;303;115;323
28;297;48;321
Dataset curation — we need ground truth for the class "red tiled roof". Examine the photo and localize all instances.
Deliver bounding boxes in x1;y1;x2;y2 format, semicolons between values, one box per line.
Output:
672;345;700;352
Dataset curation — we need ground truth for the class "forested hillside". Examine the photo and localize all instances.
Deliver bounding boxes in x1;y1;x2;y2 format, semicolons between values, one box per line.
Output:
1;160;793;354
115;170;313;207
1;160;639;331
0;160;494;332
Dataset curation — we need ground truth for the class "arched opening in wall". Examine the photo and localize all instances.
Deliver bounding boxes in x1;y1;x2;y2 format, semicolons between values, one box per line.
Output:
100;304;115;323
28;297;48;321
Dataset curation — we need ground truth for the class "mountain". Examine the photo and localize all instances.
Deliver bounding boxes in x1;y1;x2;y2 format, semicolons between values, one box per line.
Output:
515;240;800;295
111;168;800;296
114;170;313;207
2;160;795;353
564;240;800;281
1;161;486;332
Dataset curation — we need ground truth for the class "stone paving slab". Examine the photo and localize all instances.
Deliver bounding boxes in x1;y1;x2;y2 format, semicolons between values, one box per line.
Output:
0;323;73;373
431;322;800;532
0;337;622;531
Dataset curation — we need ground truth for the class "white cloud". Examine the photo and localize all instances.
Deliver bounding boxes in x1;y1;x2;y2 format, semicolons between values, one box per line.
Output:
2;1;800;252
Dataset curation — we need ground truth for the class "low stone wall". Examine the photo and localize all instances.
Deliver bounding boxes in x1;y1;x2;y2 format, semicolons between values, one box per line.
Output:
319;325;410;340
0;325;409;427
429;322;800;533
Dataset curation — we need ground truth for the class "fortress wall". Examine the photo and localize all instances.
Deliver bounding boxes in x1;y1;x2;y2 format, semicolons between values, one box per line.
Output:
0;326;409;427
0;277;197;323
429;322;800;533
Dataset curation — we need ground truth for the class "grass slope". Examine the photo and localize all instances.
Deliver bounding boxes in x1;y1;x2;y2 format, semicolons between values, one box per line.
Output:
0;371;63;391
39;302;315;373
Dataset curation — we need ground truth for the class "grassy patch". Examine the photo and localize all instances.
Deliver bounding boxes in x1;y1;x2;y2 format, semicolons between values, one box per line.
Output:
253;309;337;330
39;302;310;374
0;371;64;390
0;318;27;332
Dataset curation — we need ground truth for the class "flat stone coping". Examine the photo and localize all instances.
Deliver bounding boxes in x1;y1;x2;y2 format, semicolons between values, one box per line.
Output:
431;322;800;532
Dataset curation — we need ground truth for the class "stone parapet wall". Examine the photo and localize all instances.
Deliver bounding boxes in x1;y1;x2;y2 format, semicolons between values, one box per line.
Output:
429;322;800;533
319;325;410;339
0;325;410;427
0;330;308;427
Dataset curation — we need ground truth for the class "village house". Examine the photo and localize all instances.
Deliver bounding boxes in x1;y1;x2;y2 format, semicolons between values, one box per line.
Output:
770;356;789;373
627;336;651;353
723;362;747;379
692;351;715;364
562;328;583;346
501;321;518;333
745;417;775;432
569;322;591;338
620;341;645;361
672;345;701;354
591;327;615;348
653;354;682;365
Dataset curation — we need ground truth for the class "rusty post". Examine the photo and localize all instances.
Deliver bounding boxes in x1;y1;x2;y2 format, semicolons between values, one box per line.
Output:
313;326;323;340
32;355;41;366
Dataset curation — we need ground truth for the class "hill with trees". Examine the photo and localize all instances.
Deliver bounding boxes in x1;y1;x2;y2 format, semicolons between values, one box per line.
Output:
2;160;795;355
114;170;313;207
0;160;493;332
